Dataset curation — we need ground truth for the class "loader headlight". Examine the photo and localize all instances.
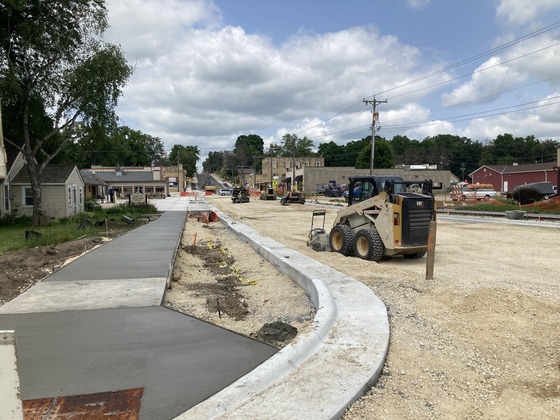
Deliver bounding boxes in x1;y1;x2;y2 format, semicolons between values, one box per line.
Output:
393;212;400;226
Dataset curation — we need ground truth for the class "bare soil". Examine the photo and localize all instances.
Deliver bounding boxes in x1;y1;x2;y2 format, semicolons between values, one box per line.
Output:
2;197;559;419
164;211;315;347
0;237;109;306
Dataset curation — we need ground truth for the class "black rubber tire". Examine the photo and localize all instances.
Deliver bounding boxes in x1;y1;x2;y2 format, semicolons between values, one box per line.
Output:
403;251;426;259
484;195;490;201
460;195;466;201
353;229;384;261
329;225;354;256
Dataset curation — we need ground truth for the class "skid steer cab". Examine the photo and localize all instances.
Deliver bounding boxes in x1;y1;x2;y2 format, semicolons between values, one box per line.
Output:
328;175;435;261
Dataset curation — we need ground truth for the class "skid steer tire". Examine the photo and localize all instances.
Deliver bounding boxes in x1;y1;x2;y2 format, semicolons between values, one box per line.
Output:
354;229;384;261
329;225;354;256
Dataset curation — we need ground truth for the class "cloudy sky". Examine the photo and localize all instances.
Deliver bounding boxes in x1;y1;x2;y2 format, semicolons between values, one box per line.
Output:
103;0;560;165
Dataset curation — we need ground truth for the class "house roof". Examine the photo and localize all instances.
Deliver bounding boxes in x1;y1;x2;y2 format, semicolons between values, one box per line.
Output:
89;170;161;183
471;161;556;176
79;170;107;186
12;164;78;184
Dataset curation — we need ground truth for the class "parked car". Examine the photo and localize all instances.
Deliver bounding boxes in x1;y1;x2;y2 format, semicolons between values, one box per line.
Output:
219;188;233;196
510;182;555;204
323;185;344;197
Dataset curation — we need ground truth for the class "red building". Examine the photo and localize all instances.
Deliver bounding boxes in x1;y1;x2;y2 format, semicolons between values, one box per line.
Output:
470;148;559;193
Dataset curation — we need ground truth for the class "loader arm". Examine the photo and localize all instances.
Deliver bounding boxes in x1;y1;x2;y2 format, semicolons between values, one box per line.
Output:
333;192;387;226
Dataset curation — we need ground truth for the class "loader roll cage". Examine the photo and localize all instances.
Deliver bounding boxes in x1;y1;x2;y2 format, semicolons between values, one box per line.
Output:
347;176;433;206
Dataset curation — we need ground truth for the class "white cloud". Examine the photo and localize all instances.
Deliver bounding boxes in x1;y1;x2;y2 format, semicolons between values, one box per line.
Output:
98;0;560;168
495;0;559;27
102;0;447;157
441;57;527;106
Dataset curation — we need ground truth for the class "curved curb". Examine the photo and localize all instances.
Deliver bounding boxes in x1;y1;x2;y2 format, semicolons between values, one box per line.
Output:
178;207;390;419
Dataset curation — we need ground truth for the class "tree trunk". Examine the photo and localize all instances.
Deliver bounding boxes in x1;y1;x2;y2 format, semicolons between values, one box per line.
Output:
22;101;43;226
27;159;43;226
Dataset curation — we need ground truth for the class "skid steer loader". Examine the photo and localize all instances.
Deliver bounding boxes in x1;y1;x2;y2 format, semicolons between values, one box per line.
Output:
323;175;435;261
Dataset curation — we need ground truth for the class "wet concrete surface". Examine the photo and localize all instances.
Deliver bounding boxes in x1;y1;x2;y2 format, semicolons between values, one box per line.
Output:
0;204;278;419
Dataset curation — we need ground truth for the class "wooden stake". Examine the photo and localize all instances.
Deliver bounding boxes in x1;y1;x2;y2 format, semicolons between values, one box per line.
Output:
425;221;437;280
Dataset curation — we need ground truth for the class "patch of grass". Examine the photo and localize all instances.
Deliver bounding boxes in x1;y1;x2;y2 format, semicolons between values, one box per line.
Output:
0;204;161;254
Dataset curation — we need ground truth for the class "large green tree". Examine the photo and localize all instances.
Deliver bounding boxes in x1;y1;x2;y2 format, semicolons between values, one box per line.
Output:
356;136;393;169
203;151;225;173
0;0;132;224
169;144;199;177
62;125;164;167
233;134;264;173
278;134;315;157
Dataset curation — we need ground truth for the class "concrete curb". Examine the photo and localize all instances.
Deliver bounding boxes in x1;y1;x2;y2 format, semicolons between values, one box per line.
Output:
179;206;390;419
0;331;22;420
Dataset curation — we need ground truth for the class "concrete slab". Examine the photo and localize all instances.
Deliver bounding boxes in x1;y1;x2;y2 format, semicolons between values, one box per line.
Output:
0;331;23;419
0;278;167;314
0;307;277;420
45;210;186;282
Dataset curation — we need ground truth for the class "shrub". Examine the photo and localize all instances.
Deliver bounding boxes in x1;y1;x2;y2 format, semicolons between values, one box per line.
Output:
0;214;33;226
85;200;102;211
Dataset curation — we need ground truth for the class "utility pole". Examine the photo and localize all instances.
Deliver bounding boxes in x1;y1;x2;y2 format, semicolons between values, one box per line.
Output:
363;97;387;175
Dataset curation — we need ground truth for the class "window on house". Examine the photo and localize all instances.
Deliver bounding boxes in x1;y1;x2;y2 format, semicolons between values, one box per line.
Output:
316;161;321;167
296;161;301;169
24;187;34;206
4;185;9;212
305;161;309;167
272;161;277;169
285;161;290;169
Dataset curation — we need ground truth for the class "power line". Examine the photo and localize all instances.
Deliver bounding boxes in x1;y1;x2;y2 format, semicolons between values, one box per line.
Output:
306;21;560;145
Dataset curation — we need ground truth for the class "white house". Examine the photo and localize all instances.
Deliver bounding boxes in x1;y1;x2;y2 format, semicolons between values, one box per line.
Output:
1;153;85;221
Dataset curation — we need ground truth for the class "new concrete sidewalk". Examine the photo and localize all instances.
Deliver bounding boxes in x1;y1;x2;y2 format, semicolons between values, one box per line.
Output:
0;200;278;419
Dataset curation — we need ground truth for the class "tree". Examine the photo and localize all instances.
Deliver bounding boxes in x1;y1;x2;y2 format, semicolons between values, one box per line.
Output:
169;145;199;177
280;134;315;157
0;0;132;224
345;138;371;167
203;151;225;173
356;136;393;169
61;125;164;167
233;134;264;173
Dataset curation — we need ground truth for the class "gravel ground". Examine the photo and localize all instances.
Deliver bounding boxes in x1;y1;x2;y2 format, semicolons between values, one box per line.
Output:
169;196;560;419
